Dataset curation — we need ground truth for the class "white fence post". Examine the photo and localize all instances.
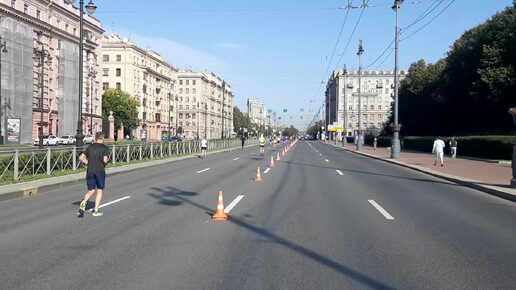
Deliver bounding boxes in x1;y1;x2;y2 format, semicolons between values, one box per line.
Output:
47;148;51;175
127;144;130;163
14;150;19;181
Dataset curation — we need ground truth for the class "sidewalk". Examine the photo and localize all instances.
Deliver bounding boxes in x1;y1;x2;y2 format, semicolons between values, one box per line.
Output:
327;142;516;202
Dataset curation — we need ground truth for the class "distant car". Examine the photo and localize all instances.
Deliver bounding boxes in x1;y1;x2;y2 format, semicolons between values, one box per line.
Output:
83;134;94;144
58;135;76;145
170;136;182;142
33;135;59;146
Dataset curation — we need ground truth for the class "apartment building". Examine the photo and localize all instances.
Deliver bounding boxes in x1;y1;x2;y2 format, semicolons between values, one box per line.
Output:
177;71;234;140
247;99;267;127
101;34;178;140
325;69;406;138
0;0;103;143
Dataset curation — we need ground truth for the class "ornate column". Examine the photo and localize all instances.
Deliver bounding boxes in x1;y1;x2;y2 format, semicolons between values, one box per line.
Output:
108;111;115;141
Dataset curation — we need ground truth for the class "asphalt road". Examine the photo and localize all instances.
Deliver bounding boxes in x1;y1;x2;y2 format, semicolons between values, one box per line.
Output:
1;140;515;289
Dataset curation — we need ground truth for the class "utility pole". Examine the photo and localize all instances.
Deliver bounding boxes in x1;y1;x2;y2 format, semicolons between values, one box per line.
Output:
221;80;226;140
391;0;403;159
356;39;364;151
0;36;7;144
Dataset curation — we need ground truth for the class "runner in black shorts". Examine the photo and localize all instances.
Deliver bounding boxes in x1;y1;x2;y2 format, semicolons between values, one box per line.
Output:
77;132;109;217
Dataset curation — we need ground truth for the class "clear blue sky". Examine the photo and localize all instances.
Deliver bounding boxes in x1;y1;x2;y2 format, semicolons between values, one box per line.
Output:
95;0;513;130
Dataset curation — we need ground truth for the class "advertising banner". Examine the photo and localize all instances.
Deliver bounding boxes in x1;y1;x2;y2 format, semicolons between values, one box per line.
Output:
6;117;21;145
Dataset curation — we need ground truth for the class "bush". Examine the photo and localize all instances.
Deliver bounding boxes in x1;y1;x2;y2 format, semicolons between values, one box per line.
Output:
402;136;516;160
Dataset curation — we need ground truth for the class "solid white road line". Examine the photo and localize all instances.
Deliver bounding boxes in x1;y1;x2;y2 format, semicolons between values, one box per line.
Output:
325;159;329;162
224;195;245;214
336;170;344;176
196;168;211;174
368;200;395;220
233;157;240;161
263;168;271;174
87;196;131;212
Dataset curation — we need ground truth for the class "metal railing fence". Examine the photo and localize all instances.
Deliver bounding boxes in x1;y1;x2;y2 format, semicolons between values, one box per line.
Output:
0;138;255;184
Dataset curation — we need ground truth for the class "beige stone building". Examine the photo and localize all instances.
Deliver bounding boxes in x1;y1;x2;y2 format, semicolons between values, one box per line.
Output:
0;0;104;143
101;34;178;141
325;69;406;138
177;71;234;140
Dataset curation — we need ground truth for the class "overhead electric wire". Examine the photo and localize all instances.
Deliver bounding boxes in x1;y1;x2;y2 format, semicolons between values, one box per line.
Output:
402;0;444;31
401;0;456;41
365;38;394;68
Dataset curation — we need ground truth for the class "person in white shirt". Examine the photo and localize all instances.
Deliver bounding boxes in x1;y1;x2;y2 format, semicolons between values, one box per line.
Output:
201;138;208;159
432;137;446;166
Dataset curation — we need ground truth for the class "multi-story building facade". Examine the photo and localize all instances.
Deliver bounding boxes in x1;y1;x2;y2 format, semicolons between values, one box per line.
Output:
247;99;267;127
101;34;178;141
325;69;406;138
177;71;234;140
0;0;103;144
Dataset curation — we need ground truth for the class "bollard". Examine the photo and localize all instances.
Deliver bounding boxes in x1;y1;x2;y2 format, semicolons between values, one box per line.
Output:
112;144;116;165
72;146;77;171
14;150;19;181
47;148;51;175
139;143;143;161
127;144;130;163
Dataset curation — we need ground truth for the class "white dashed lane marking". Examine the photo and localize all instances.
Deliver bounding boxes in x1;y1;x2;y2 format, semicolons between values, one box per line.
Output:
196;168;211;174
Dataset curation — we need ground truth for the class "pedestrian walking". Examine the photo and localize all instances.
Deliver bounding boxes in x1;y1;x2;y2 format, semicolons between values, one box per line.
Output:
240;135;245;150
373;137;378;150
432;136;446;167
201;137;208;158
509;107;516;187
77;132;109;217
449;137;457;158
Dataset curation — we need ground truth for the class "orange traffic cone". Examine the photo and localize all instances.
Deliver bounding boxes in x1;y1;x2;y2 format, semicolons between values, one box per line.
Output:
255;167;263;182
277;152;281;161
212;190;228;221
269;156;275;168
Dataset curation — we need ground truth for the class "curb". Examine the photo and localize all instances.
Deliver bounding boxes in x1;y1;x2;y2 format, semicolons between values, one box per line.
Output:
0;144;253;203
324;143;516;203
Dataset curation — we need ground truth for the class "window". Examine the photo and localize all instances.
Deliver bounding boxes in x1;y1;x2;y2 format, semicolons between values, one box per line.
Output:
192;114;196;119
116;82;121;90
378;114;382;119
36;10;40;19
179;88;183;94
116;68;121;77
11;0;15;8
370;105;374;110
186;80;189;85
103;54;109;62
192;80;196;85
65;23;69;32
186;105;189;110
363;105;367;110
102;68;109;76
179;105;183;110
348;105;352;110
378;105;382;110
142;112;147;120
179;113;183;119
193;97;196;102
116;55;121;62
102;82;109;90
192;88;196;94
185;97;189;102
185;88;189;94
179;80;183;85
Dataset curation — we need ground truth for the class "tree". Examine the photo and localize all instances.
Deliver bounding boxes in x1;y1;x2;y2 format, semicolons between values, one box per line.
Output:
307;120;324;136
102;89;140;131
233;106;251;135
390;4;516;136
282;125;299;137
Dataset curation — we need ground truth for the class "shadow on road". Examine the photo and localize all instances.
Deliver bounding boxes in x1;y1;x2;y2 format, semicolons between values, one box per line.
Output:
147;185;394;289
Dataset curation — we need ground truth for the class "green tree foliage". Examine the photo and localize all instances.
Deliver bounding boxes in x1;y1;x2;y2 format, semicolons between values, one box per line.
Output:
306;120;324;136
282;125;299;137
232;106;251;135
102;89;140;131
392;3;516;136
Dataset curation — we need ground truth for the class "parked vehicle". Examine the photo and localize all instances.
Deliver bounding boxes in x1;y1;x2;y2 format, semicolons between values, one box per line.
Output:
33;135;59;146
58;135;76;145
170;136;182;142
83;134;94;144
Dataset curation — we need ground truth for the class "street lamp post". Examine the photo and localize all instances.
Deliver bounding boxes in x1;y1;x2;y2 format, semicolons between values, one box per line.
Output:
34;32;52;149
88;60;96;134
64;0;96;148
391;0;403;159
0;36;7;145
221;80;226;140
356;39;364;151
